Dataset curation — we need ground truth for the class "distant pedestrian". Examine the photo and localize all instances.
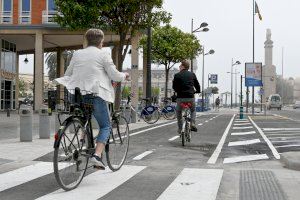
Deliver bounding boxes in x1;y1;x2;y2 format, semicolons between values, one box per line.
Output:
215;97;220;111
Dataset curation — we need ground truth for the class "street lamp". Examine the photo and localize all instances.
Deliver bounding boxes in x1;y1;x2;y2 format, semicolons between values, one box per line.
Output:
230;59;241;108
190;19;209;72
201;47;215;111
227;70;240;108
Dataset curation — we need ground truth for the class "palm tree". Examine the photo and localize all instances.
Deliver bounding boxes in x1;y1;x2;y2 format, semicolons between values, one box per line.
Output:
45;50;74;80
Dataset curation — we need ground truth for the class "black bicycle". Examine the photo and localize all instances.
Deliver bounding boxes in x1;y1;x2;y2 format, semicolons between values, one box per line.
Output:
179;102;192;146
53;88;129;191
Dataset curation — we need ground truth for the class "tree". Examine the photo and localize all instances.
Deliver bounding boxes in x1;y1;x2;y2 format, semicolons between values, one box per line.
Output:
18;78;26;97
54;0;171;108
122;86;131;99
45;50;74;80
276;76;294;104
140;25;201;98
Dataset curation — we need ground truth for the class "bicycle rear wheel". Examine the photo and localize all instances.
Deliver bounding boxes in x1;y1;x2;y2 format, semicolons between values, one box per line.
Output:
162;106;176;120
106;115;129;171
141;107;160;124
181;121;186;146
53;117;89;191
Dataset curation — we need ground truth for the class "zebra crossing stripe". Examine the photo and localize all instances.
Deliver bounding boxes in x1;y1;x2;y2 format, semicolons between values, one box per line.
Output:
133;151;154;160
262;128;300;131
228;139;260;146
223;154;269;164
0;162;68;192
232;126;253;130
231;131;256;136
233;123;252;126
157;168;223;200
36;165;146;200
168;136;180;141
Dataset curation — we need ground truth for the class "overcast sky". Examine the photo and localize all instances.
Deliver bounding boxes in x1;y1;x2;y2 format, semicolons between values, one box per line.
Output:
19;0;300;97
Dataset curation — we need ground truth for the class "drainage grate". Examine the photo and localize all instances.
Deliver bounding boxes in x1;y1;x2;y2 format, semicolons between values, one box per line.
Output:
240;170;287;200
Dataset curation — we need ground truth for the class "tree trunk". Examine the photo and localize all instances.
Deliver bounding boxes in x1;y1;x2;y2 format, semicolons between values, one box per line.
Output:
165;67;170;99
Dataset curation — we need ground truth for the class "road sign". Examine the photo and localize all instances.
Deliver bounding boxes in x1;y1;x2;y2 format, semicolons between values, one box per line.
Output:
245;63;263;87
210;74;218;84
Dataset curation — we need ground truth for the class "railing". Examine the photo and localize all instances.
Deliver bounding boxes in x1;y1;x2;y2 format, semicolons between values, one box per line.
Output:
19;11;31;24
0;11;12;24
42;10;58;24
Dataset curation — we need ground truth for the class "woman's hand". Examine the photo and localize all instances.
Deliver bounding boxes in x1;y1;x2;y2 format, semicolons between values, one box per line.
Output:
124;72;130;81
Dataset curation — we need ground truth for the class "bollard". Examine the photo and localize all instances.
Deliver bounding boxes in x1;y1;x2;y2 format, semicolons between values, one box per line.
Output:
6;109;10;117
39;107;50;139
239;106;244;119
19;106;33;142
130;106;137;123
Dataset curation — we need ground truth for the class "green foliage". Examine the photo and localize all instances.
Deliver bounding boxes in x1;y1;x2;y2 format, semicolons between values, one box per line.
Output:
152;87;160;96
122;86;131;98
18;78;26;97
140;25;201;68
211;87;219;94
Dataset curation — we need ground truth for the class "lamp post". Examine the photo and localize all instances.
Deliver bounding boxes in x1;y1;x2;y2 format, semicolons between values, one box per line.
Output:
201;48;215;111
227;70;240;107
190;19;209;72
230;59;241;108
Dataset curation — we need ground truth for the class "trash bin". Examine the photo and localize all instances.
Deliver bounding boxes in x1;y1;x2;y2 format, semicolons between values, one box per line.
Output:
240;106;244;119
39;107;50;139
19;106;33;142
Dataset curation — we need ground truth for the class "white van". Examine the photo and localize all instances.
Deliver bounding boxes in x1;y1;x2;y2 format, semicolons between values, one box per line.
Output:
266;94;282;110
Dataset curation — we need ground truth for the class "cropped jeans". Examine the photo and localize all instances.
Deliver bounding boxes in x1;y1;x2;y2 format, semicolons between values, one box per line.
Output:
84;96;111;144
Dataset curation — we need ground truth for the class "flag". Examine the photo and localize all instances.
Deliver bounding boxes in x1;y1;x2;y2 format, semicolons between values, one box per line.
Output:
255;1;263;21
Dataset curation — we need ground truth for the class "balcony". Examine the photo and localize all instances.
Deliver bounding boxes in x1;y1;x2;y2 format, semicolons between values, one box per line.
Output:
19;11;31;24
42;10;58;24
0;11;12;24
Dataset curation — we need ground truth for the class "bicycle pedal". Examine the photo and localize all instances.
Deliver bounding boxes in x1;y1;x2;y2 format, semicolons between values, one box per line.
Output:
93;165;105;170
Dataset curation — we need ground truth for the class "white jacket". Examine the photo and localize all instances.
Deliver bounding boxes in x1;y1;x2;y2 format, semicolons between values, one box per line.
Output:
55;46;126;103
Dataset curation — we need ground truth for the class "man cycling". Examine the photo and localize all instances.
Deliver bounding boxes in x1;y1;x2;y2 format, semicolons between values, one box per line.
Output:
172;60;201;134
55;29;129;169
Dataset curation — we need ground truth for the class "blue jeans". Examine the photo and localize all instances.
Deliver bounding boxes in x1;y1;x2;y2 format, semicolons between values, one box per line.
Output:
84;96;111;144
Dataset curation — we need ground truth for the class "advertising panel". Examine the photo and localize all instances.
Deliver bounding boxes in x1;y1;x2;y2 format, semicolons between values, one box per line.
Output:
245;63;263;87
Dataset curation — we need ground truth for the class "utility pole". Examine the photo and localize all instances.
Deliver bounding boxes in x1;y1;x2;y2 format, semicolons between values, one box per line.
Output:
146;26;152;102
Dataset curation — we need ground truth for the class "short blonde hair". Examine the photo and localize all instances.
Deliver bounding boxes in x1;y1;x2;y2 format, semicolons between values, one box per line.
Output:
181;60;190;70
85;29;104;47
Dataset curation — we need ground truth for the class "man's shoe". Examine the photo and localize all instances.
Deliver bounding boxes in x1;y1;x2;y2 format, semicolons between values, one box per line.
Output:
90;154;105;170
190;124;198;132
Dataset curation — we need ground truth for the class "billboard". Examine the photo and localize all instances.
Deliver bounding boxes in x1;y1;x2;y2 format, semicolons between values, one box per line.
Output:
245;63;263;87
210;74;218;84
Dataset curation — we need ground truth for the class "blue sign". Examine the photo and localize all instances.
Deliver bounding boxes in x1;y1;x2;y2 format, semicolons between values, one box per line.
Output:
245;63;263;87
210;74;218;84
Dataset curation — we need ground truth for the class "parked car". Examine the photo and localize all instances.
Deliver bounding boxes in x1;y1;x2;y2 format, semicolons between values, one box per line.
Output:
293;101;300;109
266;94;282;110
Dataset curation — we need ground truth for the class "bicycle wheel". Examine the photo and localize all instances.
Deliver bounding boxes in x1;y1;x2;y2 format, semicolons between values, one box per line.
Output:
106;115;129;171
181;121;186;146
53;117;89;191
141;106;160;124
162;106;176;120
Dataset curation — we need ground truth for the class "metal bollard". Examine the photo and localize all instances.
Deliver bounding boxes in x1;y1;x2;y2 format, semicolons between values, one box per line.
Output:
19;106;33;142
6;109;10;117
39;107;50;139
240;106;244;119
130;106;137;123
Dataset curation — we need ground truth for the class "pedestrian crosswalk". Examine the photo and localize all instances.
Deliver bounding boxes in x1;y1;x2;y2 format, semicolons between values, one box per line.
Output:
0;162;224;200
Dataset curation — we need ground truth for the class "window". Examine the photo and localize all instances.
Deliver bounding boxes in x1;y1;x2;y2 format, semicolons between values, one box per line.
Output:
47;0;56;11
2;0;12;23
19;0;31;23
3;0;12;11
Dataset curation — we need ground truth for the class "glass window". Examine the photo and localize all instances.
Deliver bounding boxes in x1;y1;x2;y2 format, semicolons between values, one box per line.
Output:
48;0;56;11
21;0;30;11
1;81;4;89
1;100;3;109
3;0;12;11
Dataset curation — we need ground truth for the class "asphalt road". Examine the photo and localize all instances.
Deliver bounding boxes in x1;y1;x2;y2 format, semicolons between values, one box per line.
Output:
1;110;300;200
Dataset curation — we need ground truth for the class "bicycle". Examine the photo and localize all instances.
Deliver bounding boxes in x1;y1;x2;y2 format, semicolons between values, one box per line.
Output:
180;102;192;146
158;98;176;120
53;87;129;191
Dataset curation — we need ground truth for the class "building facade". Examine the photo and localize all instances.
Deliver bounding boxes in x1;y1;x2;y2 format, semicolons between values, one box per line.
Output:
0;0;141;110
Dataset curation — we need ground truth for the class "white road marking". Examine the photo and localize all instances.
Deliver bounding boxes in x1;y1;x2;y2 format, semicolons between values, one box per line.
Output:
264;131;300;134
0;162;68;192
233;123;252;126
129;121;177;137
249;116;280;159
267;133;300;137
262;128;300;131
231;131;256;136
157;168;223;200
209;118;213;121
168;136;180;141
270;140;300;143
37;165;146;200
269;136;300;139
133;151;154;160
205;120;209;123
235;119;249;122
232;126;253;130
275;144;300;148
198;123;203;126
228;139;260;146
223;154;269;164
207;114;236;164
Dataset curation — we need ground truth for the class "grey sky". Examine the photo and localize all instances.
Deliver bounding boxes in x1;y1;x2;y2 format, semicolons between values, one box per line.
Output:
19;0;300;96
164;0;300;94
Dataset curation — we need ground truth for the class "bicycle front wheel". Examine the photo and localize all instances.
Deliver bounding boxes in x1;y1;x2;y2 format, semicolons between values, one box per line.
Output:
106;115;129;171
53;117;89;191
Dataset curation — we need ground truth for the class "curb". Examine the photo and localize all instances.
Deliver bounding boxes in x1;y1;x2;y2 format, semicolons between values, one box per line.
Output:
280;152;300;171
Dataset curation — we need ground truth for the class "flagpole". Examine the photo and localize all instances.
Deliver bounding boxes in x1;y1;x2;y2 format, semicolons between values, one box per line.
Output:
251;0;255;115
